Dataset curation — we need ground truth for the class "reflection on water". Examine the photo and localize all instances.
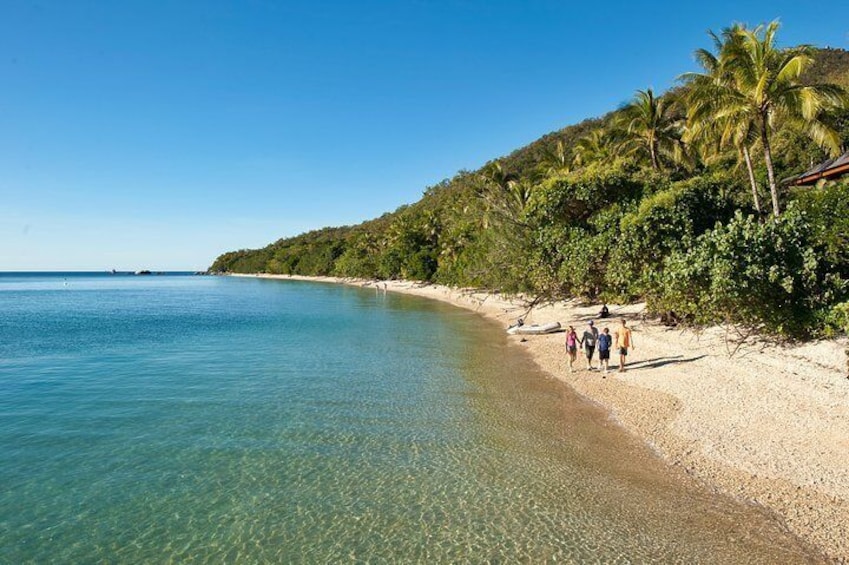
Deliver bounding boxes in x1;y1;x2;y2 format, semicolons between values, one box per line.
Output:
0;275;822;563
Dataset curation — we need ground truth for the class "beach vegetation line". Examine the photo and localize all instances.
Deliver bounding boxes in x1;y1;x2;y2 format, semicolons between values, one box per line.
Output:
212;21;849;340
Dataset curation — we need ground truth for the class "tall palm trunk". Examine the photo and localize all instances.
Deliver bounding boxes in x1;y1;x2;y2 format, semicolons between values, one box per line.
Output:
649;135;660;170
759;118;780;216
742;146;761;214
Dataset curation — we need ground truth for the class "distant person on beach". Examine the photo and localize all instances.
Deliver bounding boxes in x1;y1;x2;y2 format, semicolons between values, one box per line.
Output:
580;320;599;370
597;327;612;375
565;326;579;373
613;318;634;372
599;304;609;319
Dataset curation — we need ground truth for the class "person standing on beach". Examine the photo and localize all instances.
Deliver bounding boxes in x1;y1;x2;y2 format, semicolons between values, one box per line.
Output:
597;327;612;375
613;318;634;372
565;326;579;373
580;320;599;370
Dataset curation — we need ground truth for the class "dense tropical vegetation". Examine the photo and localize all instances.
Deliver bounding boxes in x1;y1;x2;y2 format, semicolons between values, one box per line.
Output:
212;22;849;339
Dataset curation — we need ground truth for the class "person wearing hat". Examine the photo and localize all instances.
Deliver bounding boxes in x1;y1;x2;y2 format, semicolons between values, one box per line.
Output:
580;320;599;371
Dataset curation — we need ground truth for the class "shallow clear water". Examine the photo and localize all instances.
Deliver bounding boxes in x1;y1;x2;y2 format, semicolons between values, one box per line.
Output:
0;273;820;563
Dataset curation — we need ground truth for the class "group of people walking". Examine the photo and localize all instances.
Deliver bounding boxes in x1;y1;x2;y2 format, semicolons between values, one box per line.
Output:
565;318;633;375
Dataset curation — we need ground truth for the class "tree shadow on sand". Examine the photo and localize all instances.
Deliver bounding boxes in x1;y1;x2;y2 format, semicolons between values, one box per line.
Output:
626;355;706;370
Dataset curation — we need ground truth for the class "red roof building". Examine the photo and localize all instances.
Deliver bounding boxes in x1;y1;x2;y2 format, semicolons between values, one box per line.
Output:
792;150;849;185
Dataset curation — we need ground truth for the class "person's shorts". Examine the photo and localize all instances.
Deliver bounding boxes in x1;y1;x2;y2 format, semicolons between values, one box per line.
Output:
584;346;595;359
568;345;577;354
599;349;610;360
619;347;628;356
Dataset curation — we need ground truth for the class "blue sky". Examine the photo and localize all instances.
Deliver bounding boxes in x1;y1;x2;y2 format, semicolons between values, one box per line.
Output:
1;1;847;270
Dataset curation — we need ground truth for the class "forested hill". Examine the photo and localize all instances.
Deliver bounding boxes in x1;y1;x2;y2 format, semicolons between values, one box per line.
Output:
212;28;849;339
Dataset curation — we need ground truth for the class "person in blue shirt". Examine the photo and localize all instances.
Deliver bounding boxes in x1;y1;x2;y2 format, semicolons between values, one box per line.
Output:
597;327;613;375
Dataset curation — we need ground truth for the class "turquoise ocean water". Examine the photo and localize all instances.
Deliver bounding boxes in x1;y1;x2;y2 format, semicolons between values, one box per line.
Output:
0;273;820;563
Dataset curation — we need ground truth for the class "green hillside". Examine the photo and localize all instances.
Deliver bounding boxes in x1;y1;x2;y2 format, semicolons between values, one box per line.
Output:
212;23;849;339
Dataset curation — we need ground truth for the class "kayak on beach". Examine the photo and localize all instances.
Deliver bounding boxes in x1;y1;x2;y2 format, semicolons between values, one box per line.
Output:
507;321;561;335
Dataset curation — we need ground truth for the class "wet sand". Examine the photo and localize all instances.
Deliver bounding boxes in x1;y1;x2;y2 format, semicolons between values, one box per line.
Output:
236;274;849;562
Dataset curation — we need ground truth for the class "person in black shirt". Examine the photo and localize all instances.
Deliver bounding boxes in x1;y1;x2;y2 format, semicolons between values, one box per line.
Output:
580;320;599;370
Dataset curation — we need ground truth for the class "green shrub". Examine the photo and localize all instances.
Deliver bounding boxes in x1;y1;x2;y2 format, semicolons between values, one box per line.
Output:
824;301;849;337
611;173;735;298
527;160;651;229
655;207;826;337
793;180;849;274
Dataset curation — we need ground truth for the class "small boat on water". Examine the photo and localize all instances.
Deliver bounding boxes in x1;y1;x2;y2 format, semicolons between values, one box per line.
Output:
506;321;561;335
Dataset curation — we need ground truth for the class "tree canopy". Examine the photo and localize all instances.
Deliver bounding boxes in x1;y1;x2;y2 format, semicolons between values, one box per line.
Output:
211;26;849;340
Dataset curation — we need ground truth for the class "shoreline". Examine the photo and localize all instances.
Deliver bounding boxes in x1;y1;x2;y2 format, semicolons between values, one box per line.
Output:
235;273;849;561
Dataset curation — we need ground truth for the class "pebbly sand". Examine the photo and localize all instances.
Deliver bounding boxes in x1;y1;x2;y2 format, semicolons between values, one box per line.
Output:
238;274;849;562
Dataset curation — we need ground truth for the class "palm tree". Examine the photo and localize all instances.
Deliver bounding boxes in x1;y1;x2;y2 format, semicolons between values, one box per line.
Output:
615;88;684;171
572;128;614;168
541;139;571;176
684;26;763;213
693;21;846;216
732;125;763;214
476;161;532;227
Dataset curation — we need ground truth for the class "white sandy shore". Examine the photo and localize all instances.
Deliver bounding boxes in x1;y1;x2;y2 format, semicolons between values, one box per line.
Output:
236;273;849;561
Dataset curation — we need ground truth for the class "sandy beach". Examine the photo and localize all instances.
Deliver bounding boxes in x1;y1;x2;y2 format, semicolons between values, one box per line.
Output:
239;274;849;561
